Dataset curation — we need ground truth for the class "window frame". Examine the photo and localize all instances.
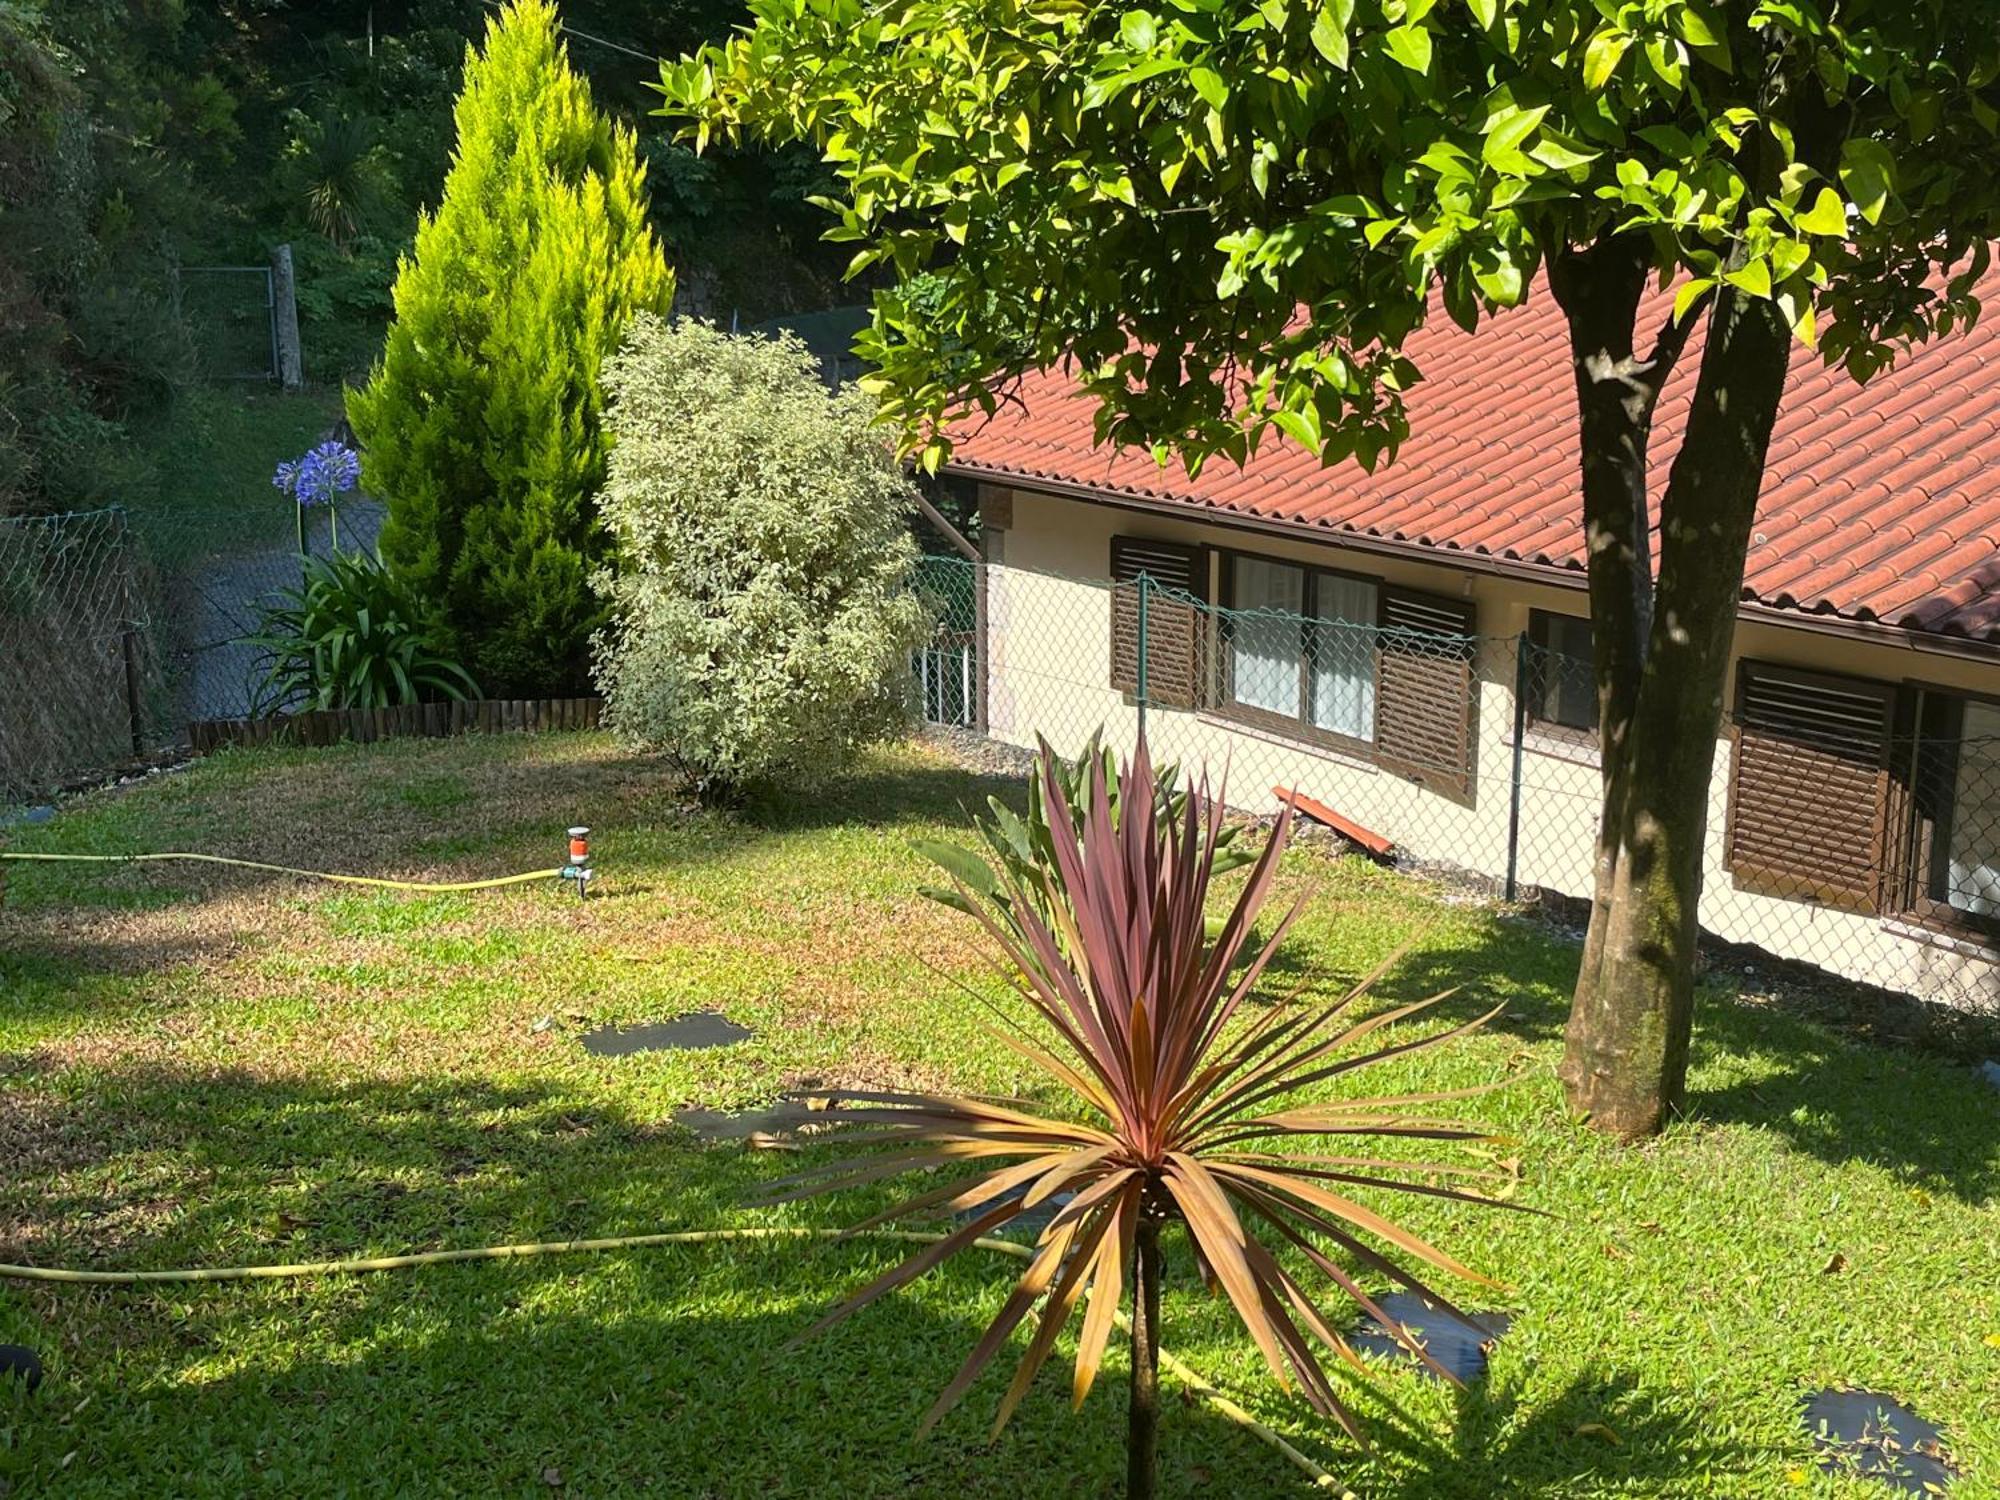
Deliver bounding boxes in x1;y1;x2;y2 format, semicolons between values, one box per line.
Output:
1213;546;1382;759
1892;680;2000;947
1524;608;1598;744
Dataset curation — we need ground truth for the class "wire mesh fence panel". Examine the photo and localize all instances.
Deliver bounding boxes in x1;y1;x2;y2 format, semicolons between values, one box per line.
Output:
910;554;2000;1017
912;553;979;728
141;496;390;726
0;511;144;805
177;266;278;382
0;497;390;805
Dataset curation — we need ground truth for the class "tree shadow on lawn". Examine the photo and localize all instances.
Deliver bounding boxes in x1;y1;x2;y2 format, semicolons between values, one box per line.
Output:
2;1064;775;1270
739;757;1028;836
6;1061;1769;1497
1378;919;2000;1206
5;1240;1322;1499
1351;1367;1769;1498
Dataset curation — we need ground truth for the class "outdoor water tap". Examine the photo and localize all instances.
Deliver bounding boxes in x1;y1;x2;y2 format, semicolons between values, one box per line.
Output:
561;826;592;900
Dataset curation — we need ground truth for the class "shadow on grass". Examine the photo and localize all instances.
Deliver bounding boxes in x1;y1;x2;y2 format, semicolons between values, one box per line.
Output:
1354;1368;1769;1497
5;1259;1321;1499
0;1052;1811;1497
2;1065;1323;1499
1370;917;2000;1206
738;756;1029;835
2;1065;759;1269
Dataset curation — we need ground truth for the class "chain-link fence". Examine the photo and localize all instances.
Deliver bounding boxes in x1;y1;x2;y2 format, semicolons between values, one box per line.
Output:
907;553;2000;1016
176;266;279;382
0;497;385;805
10;520;1993;1016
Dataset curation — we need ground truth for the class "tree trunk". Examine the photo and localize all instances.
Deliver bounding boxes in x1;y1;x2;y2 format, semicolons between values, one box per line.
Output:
1549;236;1669;1019
1127;1217;1162;1500
1559;281;1794;1138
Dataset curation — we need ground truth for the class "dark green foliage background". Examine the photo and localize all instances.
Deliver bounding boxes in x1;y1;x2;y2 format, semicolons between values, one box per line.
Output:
0;0;851;520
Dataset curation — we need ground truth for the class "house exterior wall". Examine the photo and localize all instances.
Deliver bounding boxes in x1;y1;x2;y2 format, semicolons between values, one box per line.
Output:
972;482;2000;1012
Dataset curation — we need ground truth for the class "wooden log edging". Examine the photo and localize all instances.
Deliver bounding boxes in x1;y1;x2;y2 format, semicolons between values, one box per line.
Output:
187;698;604;755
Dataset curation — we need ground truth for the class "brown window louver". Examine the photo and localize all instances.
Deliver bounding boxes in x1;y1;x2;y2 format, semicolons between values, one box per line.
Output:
1109;536;1205;709
1726;661;1897;913
1374;585;1477;799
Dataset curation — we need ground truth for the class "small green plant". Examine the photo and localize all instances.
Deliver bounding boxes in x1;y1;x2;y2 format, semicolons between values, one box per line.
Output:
777;737;1517;1498
242;550;479;714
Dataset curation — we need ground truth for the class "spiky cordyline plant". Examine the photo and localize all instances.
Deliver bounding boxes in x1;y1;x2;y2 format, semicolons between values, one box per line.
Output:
772;737;1514;1497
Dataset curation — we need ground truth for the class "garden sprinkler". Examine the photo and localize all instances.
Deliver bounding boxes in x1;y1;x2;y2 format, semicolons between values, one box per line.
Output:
560;827;592;900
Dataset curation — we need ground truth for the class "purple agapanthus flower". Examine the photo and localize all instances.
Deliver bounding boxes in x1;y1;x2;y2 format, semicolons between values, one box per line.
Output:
291;442;362;508
273;459;302;496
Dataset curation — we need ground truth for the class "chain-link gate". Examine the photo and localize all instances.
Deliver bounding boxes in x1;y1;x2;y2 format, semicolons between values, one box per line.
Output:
176;265;279;382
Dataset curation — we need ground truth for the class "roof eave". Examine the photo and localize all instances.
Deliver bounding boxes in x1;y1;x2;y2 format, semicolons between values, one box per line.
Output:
946;462;2000;665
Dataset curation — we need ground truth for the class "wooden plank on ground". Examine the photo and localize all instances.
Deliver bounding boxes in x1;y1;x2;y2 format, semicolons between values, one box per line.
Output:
1272;785;1396;858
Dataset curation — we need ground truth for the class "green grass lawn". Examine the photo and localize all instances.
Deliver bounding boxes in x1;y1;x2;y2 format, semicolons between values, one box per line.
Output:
123;385;347;557
1;732;1995;1498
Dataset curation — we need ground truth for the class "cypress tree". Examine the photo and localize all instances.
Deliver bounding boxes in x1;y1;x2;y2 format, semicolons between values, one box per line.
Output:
347;0;672;695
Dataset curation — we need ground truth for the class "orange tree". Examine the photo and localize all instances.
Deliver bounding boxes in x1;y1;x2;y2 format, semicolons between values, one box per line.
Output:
659;0;2000;1138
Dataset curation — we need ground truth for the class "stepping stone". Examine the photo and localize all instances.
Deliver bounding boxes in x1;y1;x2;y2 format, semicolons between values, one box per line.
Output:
580;1012;753;1057
0;1345;42;1393
954;1183;1077;1239
1350;1291;1512;1383
1802;1388;1957;1494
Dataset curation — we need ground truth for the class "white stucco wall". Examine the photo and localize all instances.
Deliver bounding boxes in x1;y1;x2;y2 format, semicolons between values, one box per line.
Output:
973;483;2000;1013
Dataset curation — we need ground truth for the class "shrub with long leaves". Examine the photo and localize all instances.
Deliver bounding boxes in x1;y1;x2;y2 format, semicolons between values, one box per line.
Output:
242;550;480;715
774;736;1517;1496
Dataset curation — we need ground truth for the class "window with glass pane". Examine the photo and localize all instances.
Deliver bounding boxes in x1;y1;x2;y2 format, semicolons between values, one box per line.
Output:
1229;557;1304;717
1311;575;1377;739
1945;699;2000;920
1531;611;1596;730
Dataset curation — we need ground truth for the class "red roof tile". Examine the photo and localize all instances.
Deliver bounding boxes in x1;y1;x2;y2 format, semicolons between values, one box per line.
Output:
946;277;2000;644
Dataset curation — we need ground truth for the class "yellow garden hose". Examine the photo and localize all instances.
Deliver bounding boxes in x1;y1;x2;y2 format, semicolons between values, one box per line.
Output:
0;1227;1352;1493
0;850;561;893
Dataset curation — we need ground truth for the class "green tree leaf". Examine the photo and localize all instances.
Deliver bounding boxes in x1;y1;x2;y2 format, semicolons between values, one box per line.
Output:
1582;27;1630;90
1839;138;1896;225
1795;186;1848;236
1481;103;1549;171
1385;23;1434;75
1310;0;1354;70
1119;10;1158;52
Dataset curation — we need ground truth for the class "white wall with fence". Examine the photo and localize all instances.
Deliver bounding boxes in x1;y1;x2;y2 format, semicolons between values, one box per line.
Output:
910;544;2000;1017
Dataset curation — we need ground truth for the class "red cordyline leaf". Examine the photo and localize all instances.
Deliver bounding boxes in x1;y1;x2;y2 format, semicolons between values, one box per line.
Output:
784;734;1522;1439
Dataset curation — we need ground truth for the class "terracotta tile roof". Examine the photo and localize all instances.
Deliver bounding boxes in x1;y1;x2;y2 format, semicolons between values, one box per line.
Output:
945;277;2000;644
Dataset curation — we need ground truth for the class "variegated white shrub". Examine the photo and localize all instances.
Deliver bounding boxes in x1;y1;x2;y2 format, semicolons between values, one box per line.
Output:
592;315;929;798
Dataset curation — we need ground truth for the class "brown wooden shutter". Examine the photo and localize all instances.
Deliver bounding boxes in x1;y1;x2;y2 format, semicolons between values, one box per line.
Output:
1109;537;1205;709
1375;585;1476;799
1725;661;1896;912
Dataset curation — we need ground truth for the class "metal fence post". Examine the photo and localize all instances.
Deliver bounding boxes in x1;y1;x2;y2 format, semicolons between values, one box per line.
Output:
1505;631;1529;902
1135;572;1150;743
111;507;146;758
972;555;989;733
